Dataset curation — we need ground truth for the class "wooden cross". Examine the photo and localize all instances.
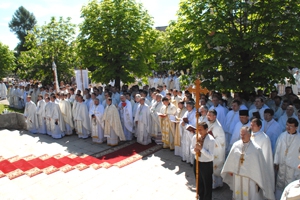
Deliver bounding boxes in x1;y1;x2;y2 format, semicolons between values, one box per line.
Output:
240;153;245;164
187;79;209;110
188;79;209;200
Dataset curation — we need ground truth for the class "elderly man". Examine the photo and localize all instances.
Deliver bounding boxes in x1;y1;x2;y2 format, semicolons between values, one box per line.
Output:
89;98;105;143
24;95;38;134
221;127;275;200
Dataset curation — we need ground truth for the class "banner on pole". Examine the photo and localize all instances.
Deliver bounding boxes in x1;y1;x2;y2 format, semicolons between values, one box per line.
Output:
75;69;89;91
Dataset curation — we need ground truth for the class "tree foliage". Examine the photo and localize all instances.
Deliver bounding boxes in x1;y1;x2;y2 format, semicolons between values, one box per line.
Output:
18;17;79;84
78;0;158;88
169;0;300;92
0;42;16;78
9;6;37;54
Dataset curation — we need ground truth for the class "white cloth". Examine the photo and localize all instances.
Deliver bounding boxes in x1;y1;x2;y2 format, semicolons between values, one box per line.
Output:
24;101;38;134
249;104;269;120
191;134;215;162
229;121;251;150
59;100;74;135
73;102;91;138
118;100;134;140
263;119;282;154
278;113;298;132
89;103;105;143
36;100;47;134
208;119;226;188
251;130;275;192
280;180;300;200
221;140;275;200
134;104;151;145
180;109;197;164
0;83;7;99
50;102;65;139
224;110;240;152
209;104;226;128
274;131;300;197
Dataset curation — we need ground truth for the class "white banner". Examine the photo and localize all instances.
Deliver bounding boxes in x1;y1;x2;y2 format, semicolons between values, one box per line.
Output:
75;69;89;91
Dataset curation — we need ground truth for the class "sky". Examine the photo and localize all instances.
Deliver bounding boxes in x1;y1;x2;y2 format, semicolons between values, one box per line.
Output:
0;0;181;50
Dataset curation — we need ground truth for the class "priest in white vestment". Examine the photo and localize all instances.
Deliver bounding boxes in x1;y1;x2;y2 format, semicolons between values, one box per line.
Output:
173;101;187;157
221;127;275;200
278;105;297;132
224;100;241;154
50;95;65;139
24;95;38;134
44;97;52;136
249;97;269;120
7;85;14;107
102;98;126;146
89;98;105;143
209;96;226;128
150;94;163;144
274;117;300;199
229;110;251;151
134;97;151;145
118;95;133;140
207;109;226;189
250;118;275;193
159;97;177;150
36;95;47;134
0;81;7;99
59;93;74;135
73;95;91;139
263;109;282;154
180;101;197;165
12;85;23;109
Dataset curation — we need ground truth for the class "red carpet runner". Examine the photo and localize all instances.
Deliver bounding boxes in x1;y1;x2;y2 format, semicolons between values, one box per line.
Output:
0;141;162;180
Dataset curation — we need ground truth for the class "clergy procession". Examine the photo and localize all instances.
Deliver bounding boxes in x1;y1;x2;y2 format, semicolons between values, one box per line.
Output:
1;72;300;200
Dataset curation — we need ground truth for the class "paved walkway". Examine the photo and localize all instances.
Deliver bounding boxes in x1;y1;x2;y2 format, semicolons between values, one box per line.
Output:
0;129;232;200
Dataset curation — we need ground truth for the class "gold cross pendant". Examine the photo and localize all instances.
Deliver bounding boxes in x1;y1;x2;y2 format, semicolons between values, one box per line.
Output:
240;154;245;164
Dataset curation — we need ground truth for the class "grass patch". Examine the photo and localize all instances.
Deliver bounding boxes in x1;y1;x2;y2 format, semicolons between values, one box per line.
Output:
0;104;24;114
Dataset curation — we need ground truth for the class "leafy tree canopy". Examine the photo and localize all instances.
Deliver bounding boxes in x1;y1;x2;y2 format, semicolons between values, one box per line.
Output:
18;17;79;84
0;42;16;78
169;0;300;92
78;0;159;88
9;6;37;53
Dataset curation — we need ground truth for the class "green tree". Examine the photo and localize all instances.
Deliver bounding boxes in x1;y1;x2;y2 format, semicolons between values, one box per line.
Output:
9;6;37;54
0;42;16;78
169;0;300;92
18;17;79;84
78;0;158;88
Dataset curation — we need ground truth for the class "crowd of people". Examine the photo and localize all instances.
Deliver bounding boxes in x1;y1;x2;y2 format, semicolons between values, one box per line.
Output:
0;72;300;200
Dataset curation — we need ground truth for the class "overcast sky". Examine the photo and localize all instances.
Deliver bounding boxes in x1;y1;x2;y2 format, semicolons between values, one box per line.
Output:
0;0;180;50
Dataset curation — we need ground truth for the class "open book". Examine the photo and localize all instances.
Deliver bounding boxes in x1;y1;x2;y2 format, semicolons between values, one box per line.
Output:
186;124;196;132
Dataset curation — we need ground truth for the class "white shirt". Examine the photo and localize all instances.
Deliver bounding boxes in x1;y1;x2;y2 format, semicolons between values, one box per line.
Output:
191;134;215;162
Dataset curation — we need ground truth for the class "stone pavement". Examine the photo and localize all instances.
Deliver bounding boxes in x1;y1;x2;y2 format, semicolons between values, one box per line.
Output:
0;129;232;200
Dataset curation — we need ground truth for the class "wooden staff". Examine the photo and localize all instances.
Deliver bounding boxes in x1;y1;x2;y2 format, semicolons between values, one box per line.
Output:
80;66;84;92
188;79;209;199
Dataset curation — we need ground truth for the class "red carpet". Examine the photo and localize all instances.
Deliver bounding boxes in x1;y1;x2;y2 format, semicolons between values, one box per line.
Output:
0;141;162;180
